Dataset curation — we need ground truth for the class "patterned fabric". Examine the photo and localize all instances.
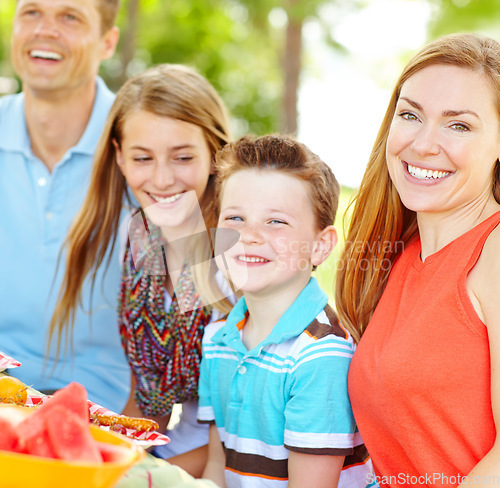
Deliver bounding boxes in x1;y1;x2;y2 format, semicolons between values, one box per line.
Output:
119;213;212;417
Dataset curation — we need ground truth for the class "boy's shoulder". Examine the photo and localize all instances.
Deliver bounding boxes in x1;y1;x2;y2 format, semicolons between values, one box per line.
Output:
305;303;352;342
286;304;355;361
202;316;228;344
302;304;354;347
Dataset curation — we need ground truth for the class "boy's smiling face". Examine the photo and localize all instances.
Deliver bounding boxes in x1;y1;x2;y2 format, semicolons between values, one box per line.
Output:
216;169;336;302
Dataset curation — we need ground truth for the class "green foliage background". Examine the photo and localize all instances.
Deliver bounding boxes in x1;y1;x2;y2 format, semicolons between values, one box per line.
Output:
2;0;500;300
109;0;284;135
0;0;362;136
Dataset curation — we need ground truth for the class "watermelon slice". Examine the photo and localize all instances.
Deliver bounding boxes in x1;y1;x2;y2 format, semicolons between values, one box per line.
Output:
46;404;102;463
0;417;20;451
20;421;57;458
0;382;134;465
96;441;135;464
38;382;89;422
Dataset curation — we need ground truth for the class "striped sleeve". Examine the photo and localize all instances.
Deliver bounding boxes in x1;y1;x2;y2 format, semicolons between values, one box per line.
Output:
284;333;356;455
197;346;215;424
197;321;225;424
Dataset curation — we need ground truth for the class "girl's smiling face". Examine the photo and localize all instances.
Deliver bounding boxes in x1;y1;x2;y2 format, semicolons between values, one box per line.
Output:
115;110;212;231
216;169;336;300
386;64;500;215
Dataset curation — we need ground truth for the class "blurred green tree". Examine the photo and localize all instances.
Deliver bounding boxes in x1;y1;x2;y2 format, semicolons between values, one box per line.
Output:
427;0;500;38
0;2;15;75
229;0;360;134
0;0;367;133
109;0;362;136
104;0;282;135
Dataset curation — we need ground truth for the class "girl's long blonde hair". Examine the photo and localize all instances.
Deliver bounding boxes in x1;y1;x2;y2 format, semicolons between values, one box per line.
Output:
50;64;232;353
335;33;500;343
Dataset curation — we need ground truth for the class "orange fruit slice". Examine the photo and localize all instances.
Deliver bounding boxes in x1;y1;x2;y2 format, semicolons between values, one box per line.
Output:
0;376;28;405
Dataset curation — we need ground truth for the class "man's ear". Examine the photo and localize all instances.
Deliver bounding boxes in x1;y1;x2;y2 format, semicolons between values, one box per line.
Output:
100;26;120;61
311;225;338;267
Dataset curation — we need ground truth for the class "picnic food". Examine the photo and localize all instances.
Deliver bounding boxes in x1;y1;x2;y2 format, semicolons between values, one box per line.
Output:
0;375;28;405
0;382;136;464
0;408;144;488
90;412;159;432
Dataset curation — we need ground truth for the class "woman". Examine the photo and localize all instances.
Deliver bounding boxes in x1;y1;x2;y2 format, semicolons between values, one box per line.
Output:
50;64;234;476
336;33;500;486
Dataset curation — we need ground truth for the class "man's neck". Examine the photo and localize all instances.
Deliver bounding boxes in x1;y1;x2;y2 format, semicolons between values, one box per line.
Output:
23;79;97;172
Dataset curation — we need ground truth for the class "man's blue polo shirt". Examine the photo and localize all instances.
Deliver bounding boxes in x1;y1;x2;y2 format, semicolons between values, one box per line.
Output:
0;78;129;412
198;277;372;487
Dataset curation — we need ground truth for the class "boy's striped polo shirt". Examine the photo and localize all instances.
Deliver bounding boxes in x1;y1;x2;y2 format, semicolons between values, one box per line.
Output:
198;277;373;487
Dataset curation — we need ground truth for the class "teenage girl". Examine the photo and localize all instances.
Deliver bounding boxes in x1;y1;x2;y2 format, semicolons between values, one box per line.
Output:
50;64;234;476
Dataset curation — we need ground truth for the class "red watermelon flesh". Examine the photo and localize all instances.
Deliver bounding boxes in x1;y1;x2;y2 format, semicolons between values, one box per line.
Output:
0;417;20;451
21;421;57;458
0;382;134;464
46;404;102;463
37;382;89;422
96;441;134;463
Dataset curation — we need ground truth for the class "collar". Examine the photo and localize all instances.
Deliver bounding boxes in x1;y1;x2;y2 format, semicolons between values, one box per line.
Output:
0;77;114;159
212;277;328;356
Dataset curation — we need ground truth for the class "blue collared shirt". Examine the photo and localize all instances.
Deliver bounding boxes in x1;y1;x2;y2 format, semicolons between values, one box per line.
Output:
0;78;130;412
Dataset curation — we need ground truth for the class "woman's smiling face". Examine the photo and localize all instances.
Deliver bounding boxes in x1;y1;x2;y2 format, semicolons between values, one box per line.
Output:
115;110;212;230
386;64;500;214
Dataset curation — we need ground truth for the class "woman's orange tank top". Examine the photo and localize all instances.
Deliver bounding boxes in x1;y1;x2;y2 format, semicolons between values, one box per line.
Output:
348;211;500;487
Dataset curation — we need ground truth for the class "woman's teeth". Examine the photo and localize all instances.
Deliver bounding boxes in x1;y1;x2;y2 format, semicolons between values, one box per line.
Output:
238;256;268;263
150;193;182;204
407;164;449;180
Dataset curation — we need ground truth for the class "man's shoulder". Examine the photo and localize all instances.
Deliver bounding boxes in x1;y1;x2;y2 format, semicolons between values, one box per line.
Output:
0;93;26;150
0;93;23;120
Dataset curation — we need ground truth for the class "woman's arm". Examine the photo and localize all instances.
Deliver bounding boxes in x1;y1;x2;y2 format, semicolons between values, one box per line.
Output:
461;224;500;485
167;444;208;478
120;373;171;432
288;452;344;488
202;424;226;487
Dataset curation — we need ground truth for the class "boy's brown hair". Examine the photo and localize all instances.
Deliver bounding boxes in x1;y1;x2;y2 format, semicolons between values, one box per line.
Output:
215;134;340;232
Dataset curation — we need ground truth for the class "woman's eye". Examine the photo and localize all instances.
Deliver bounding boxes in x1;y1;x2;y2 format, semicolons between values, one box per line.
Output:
399;111;419;122
450;122;470;132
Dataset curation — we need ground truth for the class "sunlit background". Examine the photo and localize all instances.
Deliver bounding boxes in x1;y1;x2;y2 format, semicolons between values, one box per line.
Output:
2;0;498;187
1;0;499;295
298;0;432;188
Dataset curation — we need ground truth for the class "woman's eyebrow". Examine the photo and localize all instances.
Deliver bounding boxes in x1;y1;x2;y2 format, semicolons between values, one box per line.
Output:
400;96;480;119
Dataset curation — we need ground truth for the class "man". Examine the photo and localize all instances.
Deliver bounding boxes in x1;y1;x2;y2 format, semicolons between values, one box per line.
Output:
0;0;130;413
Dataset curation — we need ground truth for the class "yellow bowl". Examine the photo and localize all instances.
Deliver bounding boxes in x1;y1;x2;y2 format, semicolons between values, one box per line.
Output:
0;405;145;488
